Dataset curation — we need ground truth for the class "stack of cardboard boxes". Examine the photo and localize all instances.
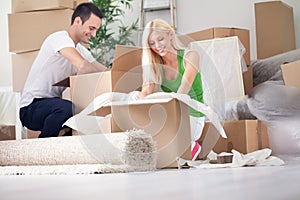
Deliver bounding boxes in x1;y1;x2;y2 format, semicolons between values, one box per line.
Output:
10;0;75;92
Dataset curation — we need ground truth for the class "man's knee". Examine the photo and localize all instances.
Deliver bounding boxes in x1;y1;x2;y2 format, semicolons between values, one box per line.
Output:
55;99;74;118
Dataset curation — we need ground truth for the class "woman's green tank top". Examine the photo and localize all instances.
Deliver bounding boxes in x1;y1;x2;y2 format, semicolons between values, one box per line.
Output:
161;49;204;117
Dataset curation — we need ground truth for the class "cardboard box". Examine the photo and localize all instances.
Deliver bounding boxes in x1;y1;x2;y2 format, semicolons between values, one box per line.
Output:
12;0;74;13
243;65;253;95
73;0;90;8
55;45;143;113
0;126;16;141
8;9;73;53
179;27;250;65
255;1;296;59
12;51;39;92
11;50;72;98
198;120;269;156
92;98;192;168
281;60;300;87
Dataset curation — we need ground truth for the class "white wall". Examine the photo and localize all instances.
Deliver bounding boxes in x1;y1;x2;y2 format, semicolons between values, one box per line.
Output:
0;0;11;87
1;0;299;87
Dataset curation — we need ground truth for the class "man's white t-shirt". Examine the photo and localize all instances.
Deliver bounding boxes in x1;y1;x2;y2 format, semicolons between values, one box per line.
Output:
20;31;95;108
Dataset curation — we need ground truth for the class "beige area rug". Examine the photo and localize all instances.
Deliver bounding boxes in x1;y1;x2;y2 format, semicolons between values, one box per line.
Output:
0;129;157;175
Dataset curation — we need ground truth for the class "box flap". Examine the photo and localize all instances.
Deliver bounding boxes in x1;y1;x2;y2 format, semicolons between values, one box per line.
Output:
281;60;300;87
53;77;70;87
111;45;142;72
53;72;105;87
103;98;174;107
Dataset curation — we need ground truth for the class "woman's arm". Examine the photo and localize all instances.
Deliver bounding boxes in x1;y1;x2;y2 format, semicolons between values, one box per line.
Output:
177;50;200;94
140;82;156;99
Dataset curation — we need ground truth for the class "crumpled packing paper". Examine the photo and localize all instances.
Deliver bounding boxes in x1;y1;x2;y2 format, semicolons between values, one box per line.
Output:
177;148;285;169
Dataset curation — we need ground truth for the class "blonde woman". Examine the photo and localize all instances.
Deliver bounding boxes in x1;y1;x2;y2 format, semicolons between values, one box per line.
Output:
140;19;205;160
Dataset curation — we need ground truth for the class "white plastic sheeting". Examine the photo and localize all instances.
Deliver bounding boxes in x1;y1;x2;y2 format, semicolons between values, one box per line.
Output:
189;36;246;121
247;81;300;155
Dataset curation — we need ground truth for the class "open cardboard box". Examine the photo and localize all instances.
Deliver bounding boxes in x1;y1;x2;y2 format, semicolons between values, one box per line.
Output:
198;120;269;156
281;60;300;87
79;97;192;169
55;45;143;113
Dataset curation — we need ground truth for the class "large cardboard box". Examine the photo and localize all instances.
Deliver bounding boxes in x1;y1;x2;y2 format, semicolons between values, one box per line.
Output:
255;1;296;59
12;0;74;13
8;9;73;53
198;120;269;156
12;51;39;92
91;98;191;168
55;45;143;113
281;60;300;87
179;27;250;65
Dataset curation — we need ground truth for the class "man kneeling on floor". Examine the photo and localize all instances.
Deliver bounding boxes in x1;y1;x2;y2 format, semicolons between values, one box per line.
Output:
19;3;108;138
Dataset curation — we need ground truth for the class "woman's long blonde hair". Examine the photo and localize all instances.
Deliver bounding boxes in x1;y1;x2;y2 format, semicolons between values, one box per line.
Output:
142;19;185;84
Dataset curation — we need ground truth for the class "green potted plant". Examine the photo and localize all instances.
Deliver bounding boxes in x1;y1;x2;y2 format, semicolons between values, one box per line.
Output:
89;0;138;67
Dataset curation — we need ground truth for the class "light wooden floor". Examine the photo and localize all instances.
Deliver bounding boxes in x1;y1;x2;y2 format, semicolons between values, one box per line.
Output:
1;155;300;200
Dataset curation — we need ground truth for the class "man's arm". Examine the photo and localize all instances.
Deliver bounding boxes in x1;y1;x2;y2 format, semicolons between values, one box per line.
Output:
59;47;108;74
91;60;108;72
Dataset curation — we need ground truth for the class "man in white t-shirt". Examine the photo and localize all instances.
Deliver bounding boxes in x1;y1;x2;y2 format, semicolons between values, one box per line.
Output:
19;3;107;138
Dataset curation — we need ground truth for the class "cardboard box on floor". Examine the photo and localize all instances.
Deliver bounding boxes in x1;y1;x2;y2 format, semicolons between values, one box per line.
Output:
0;126;16;141
55;45;143;114
11;0;74;13
179;27;250;65
90;98;192;169
255;1;296;59
281;60;300;87
198;120;269;156
8;9;73;53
